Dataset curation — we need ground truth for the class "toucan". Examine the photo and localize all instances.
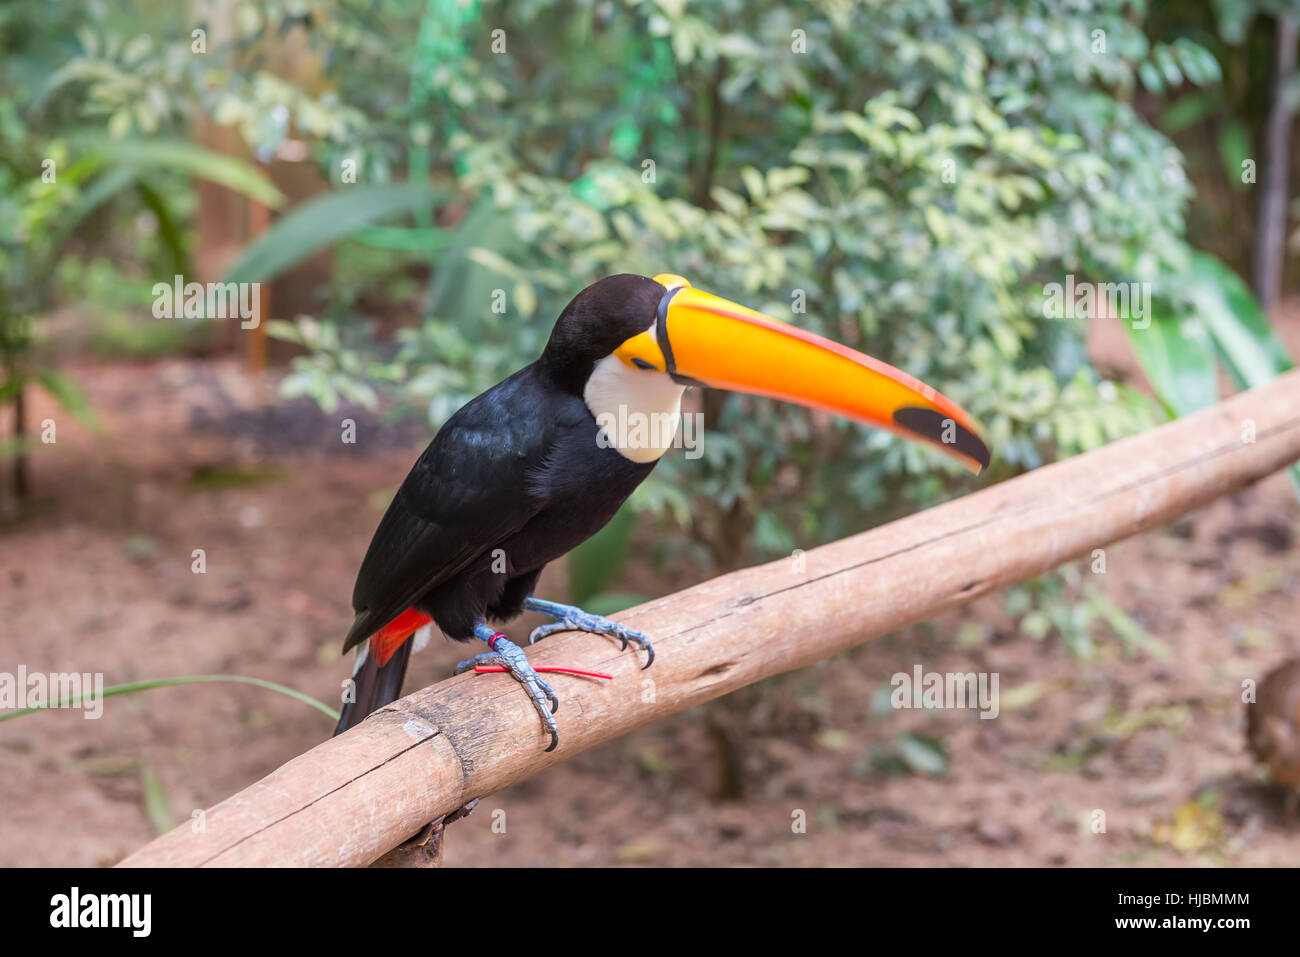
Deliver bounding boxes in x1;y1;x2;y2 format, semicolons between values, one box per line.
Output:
333;273;990;749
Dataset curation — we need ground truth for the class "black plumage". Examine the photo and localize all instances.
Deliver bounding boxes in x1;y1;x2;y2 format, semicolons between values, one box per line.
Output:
343;274;664;651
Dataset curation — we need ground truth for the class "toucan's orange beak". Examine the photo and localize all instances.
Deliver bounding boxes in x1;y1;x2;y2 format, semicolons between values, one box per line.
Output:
651;274;990;474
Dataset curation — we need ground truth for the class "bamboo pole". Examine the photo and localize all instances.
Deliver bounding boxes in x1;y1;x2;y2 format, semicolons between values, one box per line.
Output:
119;370;1300;867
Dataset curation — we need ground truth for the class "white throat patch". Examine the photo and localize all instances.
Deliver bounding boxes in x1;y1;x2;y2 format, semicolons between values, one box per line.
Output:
584;338;685;464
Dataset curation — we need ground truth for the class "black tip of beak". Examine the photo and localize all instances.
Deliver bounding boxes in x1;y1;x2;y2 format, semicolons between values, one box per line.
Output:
892;407;991;472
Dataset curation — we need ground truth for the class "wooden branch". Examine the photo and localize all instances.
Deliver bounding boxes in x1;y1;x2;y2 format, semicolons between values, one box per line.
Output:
368;799;479;868
119;370;1300;867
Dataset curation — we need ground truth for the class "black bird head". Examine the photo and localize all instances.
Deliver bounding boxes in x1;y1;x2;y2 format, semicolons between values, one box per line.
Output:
541;274;667;391
541;273;991;473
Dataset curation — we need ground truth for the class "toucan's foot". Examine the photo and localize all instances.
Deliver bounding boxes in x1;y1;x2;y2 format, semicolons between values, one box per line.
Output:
455;634;559;752
522;597;654;668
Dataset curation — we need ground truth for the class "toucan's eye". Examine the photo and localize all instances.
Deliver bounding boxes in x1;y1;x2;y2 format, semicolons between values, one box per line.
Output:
613;329;665;371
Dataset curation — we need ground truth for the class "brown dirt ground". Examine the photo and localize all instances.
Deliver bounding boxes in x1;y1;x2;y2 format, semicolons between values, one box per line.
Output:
2;308;1299;868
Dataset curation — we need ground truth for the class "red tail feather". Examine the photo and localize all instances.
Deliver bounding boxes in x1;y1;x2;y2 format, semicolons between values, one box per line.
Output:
371;608;431;666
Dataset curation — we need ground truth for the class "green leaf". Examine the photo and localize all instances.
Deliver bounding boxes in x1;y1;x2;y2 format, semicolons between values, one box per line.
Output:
424;199;520;321
1084;585;1173;661
79;138;284;207
1184;253;1299;497
133;178;191;277
1187;252;1293;387
0;434;35;462
223;184;441;284
466;245;525;279
354;226;449;251
1218;123;1251;190
895;733;949;776
36;370;98;428
48;166;140;256
0;674;339;724
1139;61;1164;93
1124;308;1218;417
1159;93;1214;133
1153;44;1183;88
140;766;177;836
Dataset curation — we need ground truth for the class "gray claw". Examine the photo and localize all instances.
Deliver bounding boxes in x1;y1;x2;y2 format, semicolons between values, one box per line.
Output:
456;640;560;751
454;651;498;674
528;615;655;669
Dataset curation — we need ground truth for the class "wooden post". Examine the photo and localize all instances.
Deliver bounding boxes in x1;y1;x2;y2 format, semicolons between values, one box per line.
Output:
118;370;1300;867
245;197;270;376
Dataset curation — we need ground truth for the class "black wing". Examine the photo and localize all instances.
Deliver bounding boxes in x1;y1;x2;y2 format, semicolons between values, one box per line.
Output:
342;366;555;652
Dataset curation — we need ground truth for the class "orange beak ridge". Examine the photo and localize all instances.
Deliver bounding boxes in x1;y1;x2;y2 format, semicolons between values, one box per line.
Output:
652;275;991;474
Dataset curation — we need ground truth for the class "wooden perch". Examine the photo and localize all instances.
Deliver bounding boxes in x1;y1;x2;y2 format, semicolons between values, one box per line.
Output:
119;370;1300;867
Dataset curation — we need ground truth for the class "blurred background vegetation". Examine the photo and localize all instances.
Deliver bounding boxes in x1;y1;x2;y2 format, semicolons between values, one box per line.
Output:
3;0;1299;652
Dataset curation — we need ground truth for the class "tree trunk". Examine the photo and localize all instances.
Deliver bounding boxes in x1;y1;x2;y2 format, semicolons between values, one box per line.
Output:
12;382;28;501
1253;14;1297;309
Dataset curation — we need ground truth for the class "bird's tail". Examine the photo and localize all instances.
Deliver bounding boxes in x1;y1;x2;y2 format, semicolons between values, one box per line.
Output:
333;639;414;736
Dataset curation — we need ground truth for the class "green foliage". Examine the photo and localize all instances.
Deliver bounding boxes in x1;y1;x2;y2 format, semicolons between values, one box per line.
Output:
1137;38;1223;93
223;183;442;284
9;2;1296;621
0;2;280;493
75;137;285;207
55;257;212;358
1189;253;1300;494
1188;252;1293;387
863;732;950;778
273;0;1188;567
1003;565;1172;661
139;767;176;836
1127;250;1299;493
0;127;277;480
0;674;339;723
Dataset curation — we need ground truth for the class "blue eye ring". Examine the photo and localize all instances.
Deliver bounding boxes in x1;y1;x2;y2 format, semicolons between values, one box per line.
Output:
631;358;655;370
